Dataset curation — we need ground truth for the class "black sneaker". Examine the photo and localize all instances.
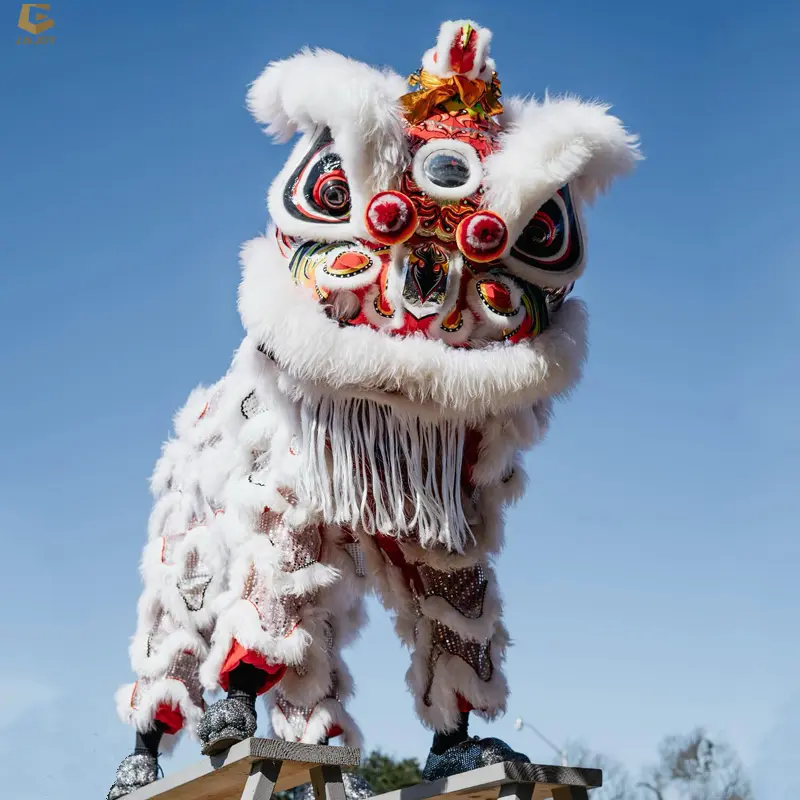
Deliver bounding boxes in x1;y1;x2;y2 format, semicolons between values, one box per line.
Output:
422;737;529;781
197;696;257;756
107;752;160;799
295;772;374;800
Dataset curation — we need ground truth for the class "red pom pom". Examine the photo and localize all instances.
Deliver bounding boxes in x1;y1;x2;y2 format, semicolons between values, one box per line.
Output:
365;191;418;245
456;211;508;263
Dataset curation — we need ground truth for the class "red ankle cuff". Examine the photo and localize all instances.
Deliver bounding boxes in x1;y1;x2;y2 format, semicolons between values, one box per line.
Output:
219;640;286;694
154;704;184;735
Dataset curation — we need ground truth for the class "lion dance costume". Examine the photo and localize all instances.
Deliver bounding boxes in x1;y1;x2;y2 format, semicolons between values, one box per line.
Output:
108;19;639;799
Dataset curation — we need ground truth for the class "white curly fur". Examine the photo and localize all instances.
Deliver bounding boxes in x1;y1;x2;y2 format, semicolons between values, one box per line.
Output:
115;19;639;749
238;234;588;422
248;49;409;239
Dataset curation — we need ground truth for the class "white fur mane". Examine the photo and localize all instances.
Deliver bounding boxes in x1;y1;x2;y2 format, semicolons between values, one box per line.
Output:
238;234;587;423
247;48;409;239
482;95;642;247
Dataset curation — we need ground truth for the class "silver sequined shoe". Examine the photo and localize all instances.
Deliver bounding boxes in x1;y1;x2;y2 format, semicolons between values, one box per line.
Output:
422;737;529;781
295;771;374;800
107;752;160;799
197;696;257;755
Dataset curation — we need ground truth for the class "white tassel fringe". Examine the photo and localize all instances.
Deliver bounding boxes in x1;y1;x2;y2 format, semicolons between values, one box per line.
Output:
298;396;473;553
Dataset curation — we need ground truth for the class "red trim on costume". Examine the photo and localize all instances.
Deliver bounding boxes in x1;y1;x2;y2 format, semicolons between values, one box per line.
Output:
219;640;287;695
155;703;184;735
456;694;473;714
326;724;344;739
375;534;424;594
462;429;482;491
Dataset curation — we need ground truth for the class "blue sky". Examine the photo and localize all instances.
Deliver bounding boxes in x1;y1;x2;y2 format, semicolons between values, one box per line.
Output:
1;1;798;798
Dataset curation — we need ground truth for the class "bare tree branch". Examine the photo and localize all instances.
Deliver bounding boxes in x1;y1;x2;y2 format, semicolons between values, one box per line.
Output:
635;780;665;800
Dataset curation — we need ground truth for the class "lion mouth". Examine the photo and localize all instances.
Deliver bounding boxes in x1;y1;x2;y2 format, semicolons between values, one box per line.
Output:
241;235;586;418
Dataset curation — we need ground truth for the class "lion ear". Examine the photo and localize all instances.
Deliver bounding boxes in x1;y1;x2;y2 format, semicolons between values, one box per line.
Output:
248;48;409;236
483;95;641;243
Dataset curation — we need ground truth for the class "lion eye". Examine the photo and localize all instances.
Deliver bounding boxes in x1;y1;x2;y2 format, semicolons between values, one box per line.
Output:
509;185;583;277
282;127;352;224
314;170;350;215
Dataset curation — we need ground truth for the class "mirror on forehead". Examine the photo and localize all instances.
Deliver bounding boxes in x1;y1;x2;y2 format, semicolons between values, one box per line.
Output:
423;150;472;188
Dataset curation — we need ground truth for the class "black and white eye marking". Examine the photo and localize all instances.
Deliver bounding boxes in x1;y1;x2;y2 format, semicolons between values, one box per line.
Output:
283;127;351;224
510;185;583;273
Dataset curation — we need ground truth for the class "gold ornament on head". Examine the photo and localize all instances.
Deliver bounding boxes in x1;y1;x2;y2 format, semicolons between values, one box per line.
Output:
401;70;503;124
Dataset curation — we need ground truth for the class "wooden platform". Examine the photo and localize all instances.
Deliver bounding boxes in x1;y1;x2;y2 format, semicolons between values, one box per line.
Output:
124;738;360;800
371;761;602;800
124;738;602;800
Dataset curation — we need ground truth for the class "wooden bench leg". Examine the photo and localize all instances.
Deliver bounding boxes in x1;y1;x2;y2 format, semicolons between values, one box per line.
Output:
310;764;347;800
552;787;589;800
240;758;282;800
499;783;534;800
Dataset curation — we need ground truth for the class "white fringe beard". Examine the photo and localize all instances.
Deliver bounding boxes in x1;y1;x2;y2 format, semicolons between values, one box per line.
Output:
297;395;473;553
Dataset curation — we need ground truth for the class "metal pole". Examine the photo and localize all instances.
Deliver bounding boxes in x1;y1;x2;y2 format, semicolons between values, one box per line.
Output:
514;717;568;766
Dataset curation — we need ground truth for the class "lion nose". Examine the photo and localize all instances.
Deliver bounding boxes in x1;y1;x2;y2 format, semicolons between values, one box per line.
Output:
364;191;418;245
455;211;509;263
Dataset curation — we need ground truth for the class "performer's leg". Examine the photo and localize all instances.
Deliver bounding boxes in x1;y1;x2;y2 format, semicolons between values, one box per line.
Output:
266;529;367;746
198;499;366;753
109;387;232;800
109;512;227;797
134;722;168;757
114;502;228;737
361;534;528;780
430;710;470;753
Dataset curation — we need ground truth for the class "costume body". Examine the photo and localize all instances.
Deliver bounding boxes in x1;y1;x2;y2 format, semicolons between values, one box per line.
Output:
109;19;639;799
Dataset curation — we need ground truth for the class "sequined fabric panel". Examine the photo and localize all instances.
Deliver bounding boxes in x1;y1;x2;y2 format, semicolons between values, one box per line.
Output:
243;566;309;638
248;450;270;486
241;390;265;419
275;671;341;739
165;650;205;708
132;649;204;710
432;621;493;681
417;564;487;619
423;620;493;705
281;525;322;572
177;549;213;611
277;486;299;506
145;607;167;658
343;541;366;577
257;508;283;542
257;508;321;573
275;693;315;739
